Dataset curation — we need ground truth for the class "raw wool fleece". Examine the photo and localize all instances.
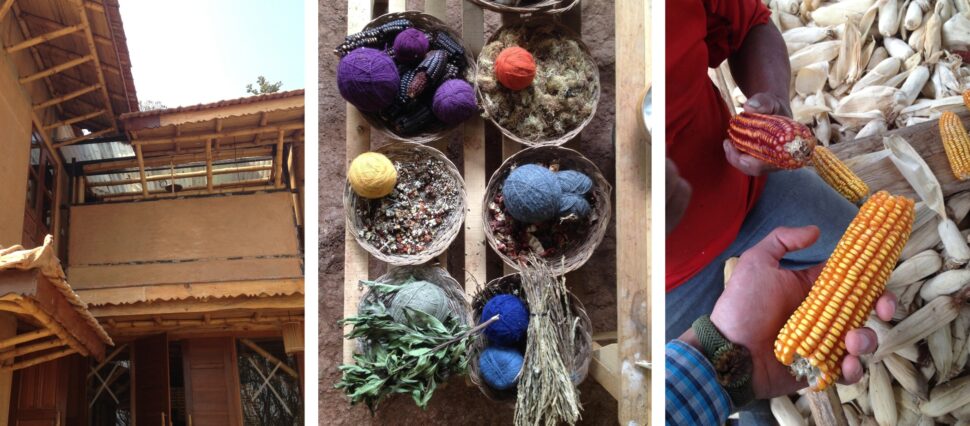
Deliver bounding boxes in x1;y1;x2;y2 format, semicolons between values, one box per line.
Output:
393;28;429;64
348;152;398;199
480;294;530;346
479;346;524;391
477;27;598;141
337;47;400;112
502;164;562;224
388;280;451;324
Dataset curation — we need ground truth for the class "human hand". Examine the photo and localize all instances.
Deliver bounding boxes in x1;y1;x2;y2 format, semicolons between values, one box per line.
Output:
686;226;897;399
723;92;794;176
666;159;691;235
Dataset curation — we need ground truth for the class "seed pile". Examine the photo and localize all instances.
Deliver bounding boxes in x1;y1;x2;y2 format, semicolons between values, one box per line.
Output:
477;26;597;142
356;157;460;256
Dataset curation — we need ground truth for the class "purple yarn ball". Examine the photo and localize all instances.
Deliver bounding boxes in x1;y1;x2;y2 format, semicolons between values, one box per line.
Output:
393;28;429;64
432;79;478;125
337;48;400;112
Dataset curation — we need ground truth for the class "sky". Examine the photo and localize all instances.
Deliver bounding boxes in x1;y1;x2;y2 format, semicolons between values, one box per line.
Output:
118;1;304;109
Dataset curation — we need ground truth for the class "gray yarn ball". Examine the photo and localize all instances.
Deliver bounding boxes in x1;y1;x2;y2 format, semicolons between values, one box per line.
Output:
556;170;593;195
558;193;591;218
502;164;562;224
388;280;450;323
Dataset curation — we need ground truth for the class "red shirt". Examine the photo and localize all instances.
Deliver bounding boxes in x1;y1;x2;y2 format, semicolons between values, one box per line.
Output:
666;0;771;291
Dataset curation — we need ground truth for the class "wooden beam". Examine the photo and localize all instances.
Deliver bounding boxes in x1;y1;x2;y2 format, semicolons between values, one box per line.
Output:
239;338;298;379
73;0;116;131
18;11;112;48
460;0;486;298
75;279;303;306
274;130;284;188
33;84;101;110
0;0;14;22
2;347;77;372
19;54;94;84
86;293;305;317
5;23;86;54
43;109;105;130
616;0;650;422
206;139;214;192
31;112;62;168
135;144;148;196
82;146;273;174
0;329;54;351
589;342;621;400
86;343;128;379
53;127;114;148
343;0;374;364
131;122;304;146
84;0;105;13
98;182;275;202
0;339;68;361
86;164;270;187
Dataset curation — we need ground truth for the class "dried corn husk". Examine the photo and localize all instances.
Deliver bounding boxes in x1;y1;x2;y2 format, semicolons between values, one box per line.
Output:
886;37;917;59
942;12;970;49
905;0;931;30
852;57;903;92
771;396;808;426
920;375;970;417
873;290;968;360
791;40;843;71
880;0;902;36
796;62;831;95
928;325;954;381
921;269;970;300
812;0;878;26
885;353;931;400
869;361;897;426
887;249;942;289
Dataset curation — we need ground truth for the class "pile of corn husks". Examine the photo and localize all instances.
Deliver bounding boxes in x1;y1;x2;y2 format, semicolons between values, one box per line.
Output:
718;0;970;146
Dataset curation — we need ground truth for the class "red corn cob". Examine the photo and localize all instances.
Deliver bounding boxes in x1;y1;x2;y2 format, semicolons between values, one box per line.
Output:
728;112;817;169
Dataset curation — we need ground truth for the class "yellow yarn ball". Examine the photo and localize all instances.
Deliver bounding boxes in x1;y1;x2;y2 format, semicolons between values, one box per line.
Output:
348;152;397;198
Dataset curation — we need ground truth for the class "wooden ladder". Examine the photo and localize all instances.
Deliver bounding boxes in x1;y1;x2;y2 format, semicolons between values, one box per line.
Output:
341;0;650;423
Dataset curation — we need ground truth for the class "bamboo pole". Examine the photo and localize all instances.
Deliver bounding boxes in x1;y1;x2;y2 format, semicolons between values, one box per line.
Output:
86;343;127;379
131;122;304;147
19;55;93;84
239;338;299;379
0;329;53;350
0;0;14;22
33;84;101;110
54;127;114;148
206;139;214;192
43;109;105;130
0;339;68;361
5;24;86;54
0;313;14;426
99;179;273;201
31;112;61;168
86;164;272;187
135;144;148;196
83;146;272;174
2;347;78;372
72;0;116;130
17;300;91;358
274;130;284;188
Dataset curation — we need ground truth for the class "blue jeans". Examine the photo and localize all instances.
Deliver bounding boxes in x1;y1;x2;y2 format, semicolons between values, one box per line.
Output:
665;169;857;424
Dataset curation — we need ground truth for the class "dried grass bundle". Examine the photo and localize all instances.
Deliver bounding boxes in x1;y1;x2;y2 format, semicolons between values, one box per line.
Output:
513;259;588;425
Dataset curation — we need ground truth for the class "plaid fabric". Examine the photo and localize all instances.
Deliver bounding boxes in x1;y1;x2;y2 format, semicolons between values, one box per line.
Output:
666;340;732;426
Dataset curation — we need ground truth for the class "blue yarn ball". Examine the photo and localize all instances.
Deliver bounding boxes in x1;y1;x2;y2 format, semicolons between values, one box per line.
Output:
559;193;591;218
337;48;400;112
556;170;593;195
502;164;562;224
481;294;529;346
393;28;429;64
479;346;523;391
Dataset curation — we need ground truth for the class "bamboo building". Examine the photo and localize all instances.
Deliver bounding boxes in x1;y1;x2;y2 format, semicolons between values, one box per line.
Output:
0;0;305;424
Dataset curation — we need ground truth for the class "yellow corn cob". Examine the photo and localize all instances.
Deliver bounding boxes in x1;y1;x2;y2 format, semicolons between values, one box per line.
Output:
774;191;914;391
963;89;970;111
811;146;869;203
940;111;970;180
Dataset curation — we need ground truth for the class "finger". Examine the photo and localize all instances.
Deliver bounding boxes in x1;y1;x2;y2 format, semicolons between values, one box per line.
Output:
723;141;761;176
845;328;879;356
743;226;821;265
743;93;780;115
839;355;864;384
874;292;897;322
666;178;692;235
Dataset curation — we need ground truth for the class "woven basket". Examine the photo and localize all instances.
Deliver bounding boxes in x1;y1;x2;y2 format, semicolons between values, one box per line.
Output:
349;12;478;144
483;146;611;275
355;265;471;372
344;142;466;265
464;0;579;15
475;18;600;147
466;273;592;401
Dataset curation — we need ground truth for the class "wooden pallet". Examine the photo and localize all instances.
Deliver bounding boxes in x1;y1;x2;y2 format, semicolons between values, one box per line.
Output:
341;1;649;423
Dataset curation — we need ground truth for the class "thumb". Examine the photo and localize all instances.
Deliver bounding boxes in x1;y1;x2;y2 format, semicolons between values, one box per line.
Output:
744;226;821;265
743;93;783;116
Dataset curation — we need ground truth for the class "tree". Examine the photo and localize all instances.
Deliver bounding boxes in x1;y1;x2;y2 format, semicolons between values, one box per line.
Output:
246;76;283;95
138;99;167;111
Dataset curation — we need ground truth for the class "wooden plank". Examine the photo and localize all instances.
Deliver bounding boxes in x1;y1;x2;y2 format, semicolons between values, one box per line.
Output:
133;333;171;425
53;127;115;148
343;0;375;364
461;2;486;297
42;109;105;130
0;329;54;350
589;342;620;400
827;110;970;200
19;54;94;84
500;12;522;277
615;0;650;422
181;337;243;426
33;84;101;110
87;293;305;317
4;24;86;54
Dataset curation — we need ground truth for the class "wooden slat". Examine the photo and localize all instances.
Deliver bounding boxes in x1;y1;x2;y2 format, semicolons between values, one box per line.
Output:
86;164;270;187
2;347;77;372
461;1;486;297
53;127;114;148
343;0;375;364
0;339;67;361
19;54;94;84
82;146;272;174
589;342;620;400
73;0;117;130
5;23;85;53
131;122;303;146
42;109;105;130
0;329;54;351
33;84;101;110
0;0;14;22
827;110;970;200
615;0;650;422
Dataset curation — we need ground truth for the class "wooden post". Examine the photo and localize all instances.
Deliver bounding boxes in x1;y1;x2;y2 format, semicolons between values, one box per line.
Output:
205;139;214;192
135;145;148;196
461;1;486;297
275;130;285;188
281;322;304;394
0;313;15;425
343;0;374;364
615;0;650;423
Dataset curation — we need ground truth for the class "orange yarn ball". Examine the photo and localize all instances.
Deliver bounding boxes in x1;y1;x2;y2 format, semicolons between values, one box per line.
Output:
495;47;536;91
